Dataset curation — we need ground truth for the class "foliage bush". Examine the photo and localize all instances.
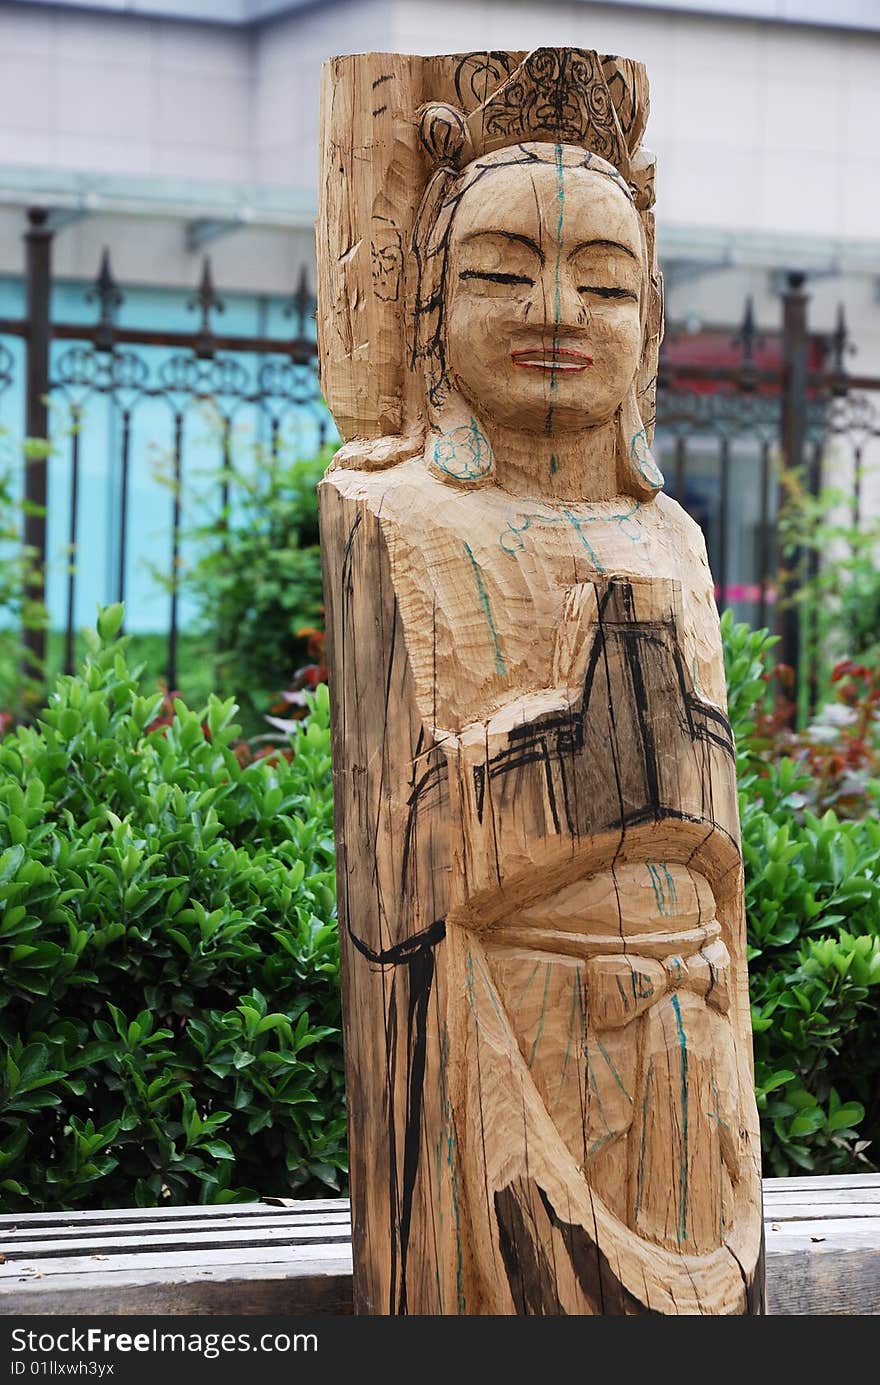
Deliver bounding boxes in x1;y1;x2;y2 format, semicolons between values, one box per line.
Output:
0;446;48;721
779;473;880;718
724;612;880;1176
182;447;331;735
0;606;342;1211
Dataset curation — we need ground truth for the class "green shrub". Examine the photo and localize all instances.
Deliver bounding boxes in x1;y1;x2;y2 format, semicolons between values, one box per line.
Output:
0;606;342;1210
724;611;880;1175
181;447;332;735
0;445;48;719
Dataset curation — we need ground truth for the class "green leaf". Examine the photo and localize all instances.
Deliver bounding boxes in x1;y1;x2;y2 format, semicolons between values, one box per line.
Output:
96;604;125;642
826;1102;865;1133
789;1108;826;1138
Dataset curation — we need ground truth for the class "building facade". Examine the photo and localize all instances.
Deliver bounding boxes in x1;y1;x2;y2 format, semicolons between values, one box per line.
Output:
1;0;877;641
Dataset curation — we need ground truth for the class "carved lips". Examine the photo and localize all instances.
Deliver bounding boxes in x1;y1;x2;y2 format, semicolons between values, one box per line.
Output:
510;346;594;372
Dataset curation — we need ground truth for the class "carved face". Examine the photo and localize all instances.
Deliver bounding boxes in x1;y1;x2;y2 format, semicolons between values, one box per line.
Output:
445;156;643;434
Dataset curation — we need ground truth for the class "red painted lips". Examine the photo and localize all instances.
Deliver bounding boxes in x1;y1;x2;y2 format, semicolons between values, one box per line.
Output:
510;346;594;372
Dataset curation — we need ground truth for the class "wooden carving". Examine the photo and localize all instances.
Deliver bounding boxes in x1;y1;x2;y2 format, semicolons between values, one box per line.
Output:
317;48;765;1315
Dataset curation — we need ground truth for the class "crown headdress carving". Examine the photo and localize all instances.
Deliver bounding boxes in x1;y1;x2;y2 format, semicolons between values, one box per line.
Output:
468;48;648;174
419;49;654;210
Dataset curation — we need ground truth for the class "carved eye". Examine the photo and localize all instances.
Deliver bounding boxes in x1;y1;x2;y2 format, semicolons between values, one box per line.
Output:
454;232;543;297
458;269;535;293
576;284;638;302
569;241;640;304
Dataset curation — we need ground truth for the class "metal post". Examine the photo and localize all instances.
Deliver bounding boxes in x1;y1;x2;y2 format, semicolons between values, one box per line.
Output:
23;207;52;684
779;271;809;712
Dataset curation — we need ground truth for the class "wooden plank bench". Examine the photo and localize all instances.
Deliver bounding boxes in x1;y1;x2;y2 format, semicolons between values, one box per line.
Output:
1;1175;877;1315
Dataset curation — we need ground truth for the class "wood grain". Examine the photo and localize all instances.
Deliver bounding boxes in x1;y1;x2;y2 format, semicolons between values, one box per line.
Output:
318;46;763;1315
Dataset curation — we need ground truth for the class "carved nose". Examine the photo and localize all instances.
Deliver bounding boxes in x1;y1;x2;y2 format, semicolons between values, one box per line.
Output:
537;267;587;329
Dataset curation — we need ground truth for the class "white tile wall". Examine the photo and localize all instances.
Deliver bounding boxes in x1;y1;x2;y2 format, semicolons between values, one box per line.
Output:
0;3;254;179
0;130;53;166
154;24;250;79
670;68;765;151
254;0;390;75
1;8;52;58
764;79;844;158
155;72;251;151
663;144;762;232
56;62;154;144
759;149;843;238
152;144;251;181
54;133;154;178
53;12;157;69
839;157;880;241
758;20;844;85
257;138;319;193
0;58;52;136
251;0;390;186
842;83;879;163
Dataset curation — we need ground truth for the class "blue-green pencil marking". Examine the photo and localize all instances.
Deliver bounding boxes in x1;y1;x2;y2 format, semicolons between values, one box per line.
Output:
463;541;506;675
544;142;566;437
646;862;666;916
553;142;565;325
562;507;605;572
671;993;690;1244
596;1037;633;1106
474;954;506;1027
587;1131;619;1157
634;1061;654;1222
647;861;677;916
586;1050;613;1137
528;962;553;1067
554;973;581;1108
661;862;677;905
519;959;541;1002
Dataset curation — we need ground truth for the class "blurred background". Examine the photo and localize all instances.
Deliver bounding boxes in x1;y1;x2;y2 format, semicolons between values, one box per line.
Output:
0;0;878;698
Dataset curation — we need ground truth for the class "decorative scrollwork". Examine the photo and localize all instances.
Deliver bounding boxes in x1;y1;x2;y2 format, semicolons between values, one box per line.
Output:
475;48;626;168
256;358;324;406
656;388;786;442
54;346;149;394
453;50;515;110
44;341;326;424
825;392;880;443
158;353;250;398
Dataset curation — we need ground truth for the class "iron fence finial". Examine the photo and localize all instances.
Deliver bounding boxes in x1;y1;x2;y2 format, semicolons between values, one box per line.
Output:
830;302;856;396
283;266;317;363
188;257;225;358
86;248;124;352
732;295;764;392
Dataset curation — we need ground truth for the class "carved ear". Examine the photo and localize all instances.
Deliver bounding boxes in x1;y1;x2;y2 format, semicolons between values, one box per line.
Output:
617;383;664;499
418;102;473;169
425;389;495;489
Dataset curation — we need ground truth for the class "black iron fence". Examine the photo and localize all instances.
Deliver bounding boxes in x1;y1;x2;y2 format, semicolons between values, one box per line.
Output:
1;208;326;692
656;272;880;695
1;208;879;708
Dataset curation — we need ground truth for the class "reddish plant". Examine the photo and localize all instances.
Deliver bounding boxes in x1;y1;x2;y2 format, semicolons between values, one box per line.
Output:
263;627;328;736
144;686;181;735
756;658;880;818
